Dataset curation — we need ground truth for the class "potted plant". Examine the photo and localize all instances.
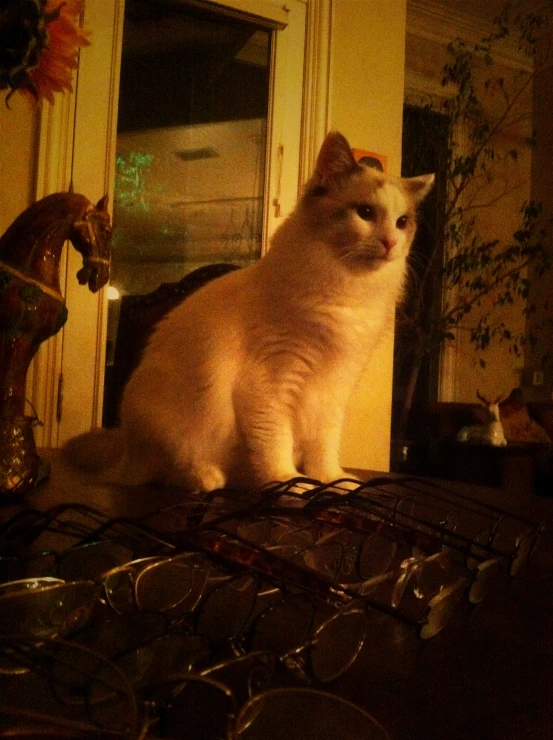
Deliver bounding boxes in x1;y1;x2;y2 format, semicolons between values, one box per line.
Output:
392;0;553;465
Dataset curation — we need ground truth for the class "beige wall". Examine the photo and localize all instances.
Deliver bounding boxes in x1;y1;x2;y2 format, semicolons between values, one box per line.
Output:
0;97;39;235
332;0;408;471
453;96;533;403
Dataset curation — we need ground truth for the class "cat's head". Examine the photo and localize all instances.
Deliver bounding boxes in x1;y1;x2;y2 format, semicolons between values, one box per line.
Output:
302;131;434;270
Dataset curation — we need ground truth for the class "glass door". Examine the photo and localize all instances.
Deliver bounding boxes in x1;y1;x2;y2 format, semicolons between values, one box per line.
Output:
36;0;306;446
103;0;273;424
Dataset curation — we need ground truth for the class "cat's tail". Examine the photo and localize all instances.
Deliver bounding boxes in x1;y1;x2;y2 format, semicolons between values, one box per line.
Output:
62;428;153;486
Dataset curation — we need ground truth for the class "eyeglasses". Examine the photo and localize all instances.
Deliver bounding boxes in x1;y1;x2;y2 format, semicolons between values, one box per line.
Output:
0;636;141;736
2;478;547;740
146;486;262;531
345;501;509;607
102;552;263;642
1;634;393;739
0;503;111;554
181;527;471;642
104;474;536;607
181;484;512;606
0;577;98;641
70;551;209;619
233;686;393;739
46;613;213;697
278;600;368;684
0;551;205;638
0;504;486;663
349;476;542;576
145;658;392;739
0;554;277;655
0;530;464;681
259;480;530;595
234;515;408;584
259;474;545;577
0;539;138;588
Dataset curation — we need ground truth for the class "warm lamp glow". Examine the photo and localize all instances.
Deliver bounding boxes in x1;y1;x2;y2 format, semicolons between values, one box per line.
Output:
107;285;120;300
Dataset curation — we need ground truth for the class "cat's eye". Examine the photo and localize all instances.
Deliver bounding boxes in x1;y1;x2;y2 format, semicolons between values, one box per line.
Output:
396;215;409;229
356;205;376;221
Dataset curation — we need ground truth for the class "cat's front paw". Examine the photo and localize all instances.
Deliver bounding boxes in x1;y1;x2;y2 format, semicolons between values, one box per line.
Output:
189;464;227;493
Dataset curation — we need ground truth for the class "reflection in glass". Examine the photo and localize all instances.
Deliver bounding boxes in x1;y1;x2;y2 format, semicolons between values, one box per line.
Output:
103;1;271;422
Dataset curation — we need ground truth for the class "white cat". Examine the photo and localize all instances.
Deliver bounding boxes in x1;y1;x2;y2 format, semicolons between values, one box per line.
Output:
66;132;433;492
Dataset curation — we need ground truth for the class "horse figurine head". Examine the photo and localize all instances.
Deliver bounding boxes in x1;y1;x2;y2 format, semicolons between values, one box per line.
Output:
0;191;112;297
69;194;112;293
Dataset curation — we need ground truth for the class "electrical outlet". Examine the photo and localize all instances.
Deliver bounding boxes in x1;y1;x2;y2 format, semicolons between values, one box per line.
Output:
532;370;544;386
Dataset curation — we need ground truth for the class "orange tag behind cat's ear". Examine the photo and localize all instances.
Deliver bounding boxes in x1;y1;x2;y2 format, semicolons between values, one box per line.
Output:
351;149;387;173
314;132;358;185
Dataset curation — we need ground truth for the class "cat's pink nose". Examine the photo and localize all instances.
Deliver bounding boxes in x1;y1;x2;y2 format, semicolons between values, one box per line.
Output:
381;237;397;252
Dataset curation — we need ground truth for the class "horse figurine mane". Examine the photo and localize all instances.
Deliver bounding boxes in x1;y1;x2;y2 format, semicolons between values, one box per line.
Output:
0;192;112;494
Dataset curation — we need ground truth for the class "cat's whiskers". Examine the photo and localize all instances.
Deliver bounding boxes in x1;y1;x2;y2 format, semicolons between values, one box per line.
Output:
337;244;390;270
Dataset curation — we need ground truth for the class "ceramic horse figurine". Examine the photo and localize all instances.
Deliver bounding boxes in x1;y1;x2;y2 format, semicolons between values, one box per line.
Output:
0;192;112;493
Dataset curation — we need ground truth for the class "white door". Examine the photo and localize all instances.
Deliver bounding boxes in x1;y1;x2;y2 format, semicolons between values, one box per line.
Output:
31;0;309;446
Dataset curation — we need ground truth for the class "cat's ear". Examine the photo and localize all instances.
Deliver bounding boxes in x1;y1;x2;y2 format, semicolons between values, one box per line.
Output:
313;132;358;186
404;174;435;203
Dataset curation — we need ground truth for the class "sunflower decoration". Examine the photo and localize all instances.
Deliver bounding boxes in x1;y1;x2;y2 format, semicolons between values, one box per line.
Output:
0;0;90;106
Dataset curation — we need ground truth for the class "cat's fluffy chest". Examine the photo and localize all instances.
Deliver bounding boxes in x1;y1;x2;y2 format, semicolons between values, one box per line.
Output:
254;229;404;354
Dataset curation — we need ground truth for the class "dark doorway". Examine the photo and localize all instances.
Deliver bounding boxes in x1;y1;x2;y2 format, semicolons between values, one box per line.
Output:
391;104;449;453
